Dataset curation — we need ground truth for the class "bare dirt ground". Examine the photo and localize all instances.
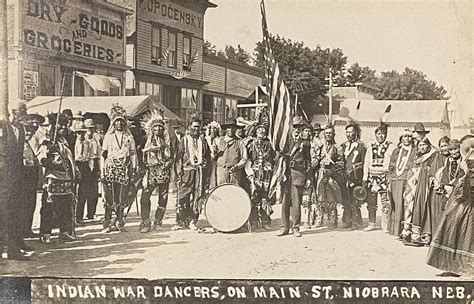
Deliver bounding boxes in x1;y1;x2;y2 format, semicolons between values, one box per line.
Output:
1;191;472;281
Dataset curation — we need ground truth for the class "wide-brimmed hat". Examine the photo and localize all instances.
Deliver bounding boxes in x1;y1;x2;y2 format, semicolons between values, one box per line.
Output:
412;122;430;134
221;118;238;129
313;122;323;131
84;118;96;128
353;186;367;201
74;121;88;132
24;113;45;125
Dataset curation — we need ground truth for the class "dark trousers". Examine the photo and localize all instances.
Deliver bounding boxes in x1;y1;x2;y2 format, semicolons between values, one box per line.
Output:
76;161;99;220
0;171;23;253
249;191;272;226
87;160;100;218
176;170;200;226
140;182;169;224
20;166;39;237
103;182;128;228
280;181;304;231
40;192;73;235
342;183;363;226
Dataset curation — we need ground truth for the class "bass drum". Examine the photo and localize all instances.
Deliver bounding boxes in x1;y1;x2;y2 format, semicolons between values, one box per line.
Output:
205;183;252;232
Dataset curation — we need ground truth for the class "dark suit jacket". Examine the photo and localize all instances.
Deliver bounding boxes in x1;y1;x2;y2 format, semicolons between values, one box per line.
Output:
287;139;312;186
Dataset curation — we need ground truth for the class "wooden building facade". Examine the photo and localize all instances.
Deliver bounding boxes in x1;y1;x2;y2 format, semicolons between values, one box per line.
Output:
7;0;132;102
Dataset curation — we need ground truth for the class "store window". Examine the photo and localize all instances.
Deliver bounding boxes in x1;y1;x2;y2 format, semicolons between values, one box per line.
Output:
183;36;191;70
167;32;177;68
181;88;198;121
213;96;224;123
151;27;161;65
225;98;238;122
162;85;179;116
38;65;55;96
137;81;161;96
60;66;92;96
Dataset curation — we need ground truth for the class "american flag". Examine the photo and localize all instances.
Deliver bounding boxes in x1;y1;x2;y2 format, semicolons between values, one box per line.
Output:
260;0;293;154
261;0;294;198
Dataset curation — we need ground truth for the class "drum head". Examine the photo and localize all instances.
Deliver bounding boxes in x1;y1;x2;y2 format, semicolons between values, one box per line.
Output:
205;184;251;232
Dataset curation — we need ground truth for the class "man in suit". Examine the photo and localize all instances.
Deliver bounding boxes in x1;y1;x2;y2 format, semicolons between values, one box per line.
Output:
277;117;313;237
0;111;28;260
340;122;366;230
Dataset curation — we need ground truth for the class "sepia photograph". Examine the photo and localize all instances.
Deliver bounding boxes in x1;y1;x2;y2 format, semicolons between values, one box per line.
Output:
0;0;473;302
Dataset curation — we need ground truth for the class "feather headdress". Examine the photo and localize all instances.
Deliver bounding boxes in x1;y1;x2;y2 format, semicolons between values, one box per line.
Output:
142;108;166;134
141;108;170;153
376;104;392;133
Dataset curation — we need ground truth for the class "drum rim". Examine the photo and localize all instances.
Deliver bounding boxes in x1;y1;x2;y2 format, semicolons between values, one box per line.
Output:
204;183;252;232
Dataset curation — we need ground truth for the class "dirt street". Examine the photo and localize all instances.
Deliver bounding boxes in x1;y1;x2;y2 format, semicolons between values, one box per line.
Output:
0;192;471;281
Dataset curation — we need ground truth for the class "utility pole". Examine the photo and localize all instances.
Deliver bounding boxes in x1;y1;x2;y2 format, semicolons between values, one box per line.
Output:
0;0;9;120
327;68;333;123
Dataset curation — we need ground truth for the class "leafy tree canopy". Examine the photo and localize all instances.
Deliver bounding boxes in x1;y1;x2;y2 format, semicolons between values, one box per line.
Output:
254;34;348;116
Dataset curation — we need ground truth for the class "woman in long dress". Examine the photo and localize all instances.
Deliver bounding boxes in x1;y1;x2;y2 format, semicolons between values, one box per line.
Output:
387;130;416;237
427;140;473;277
429;136;451;233
401;138;438;246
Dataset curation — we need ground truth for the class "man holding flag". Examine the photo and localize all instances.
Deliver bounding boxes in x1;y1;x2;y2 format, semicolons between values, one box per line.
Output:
260;1;312;237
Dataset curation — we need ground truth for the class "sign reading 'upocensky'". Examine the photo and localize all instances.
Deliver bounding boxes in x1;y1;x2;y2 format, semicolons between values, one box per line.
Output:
21;0;125;64
137;0;204;38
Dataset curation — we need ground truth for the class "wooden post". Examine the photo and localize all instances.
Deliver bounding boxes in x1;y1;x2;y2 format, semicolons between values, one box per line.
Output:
328;68;333;124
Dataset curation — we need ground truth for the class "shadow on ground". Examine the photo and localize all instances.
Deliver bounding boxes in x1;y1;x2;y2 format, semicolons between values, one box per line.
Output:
0;212;187;278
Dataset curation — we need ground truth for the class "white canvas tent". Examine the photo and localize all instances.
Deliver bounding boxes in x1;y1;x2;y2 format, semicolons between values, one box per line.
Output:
26;95;182;124
313;99;451;144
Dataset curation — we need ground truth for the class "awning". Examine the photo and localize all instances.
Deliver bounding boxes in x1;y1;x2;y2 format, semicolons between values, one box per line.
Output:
26;95;182;123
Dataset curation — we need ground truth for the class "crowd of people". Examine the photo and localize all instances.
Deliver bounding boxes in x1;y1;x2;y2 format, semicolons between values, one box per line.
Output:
0;102;472;277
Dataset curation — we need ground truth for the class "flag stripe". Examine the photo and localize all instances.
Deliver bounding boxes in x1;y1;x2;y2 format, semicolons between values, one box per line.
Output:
261;0;292;154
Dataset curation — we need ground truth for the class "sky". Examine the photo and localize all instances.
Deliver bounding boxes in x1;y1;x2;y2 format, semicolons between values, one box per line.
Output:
204;0;473;124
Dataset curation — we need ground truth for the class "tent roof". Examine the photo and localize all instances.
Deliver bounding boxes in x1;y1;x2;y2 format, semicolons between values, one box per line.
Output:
26;95;182;123
333;99;450;126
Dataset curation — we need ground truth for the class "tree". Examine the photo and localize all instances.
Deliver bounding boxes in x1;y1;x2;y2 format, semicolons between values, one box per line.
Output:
375;67;446;100
254;34;348;117
204;41;249;62
337;63;377;86
225;44;252;65
203;40;217;56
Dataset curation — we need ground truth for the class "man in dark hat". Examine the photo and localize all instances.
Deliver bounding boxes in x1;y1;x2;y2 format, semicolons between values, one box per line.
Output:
278;116;313;237
412;122;430;146
38;113;79;243
245;120;276;230
340;122;366;229
214;118;248;186
19;114;44;247
363;123;395;232
0;111;28;260
61;109;76;148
